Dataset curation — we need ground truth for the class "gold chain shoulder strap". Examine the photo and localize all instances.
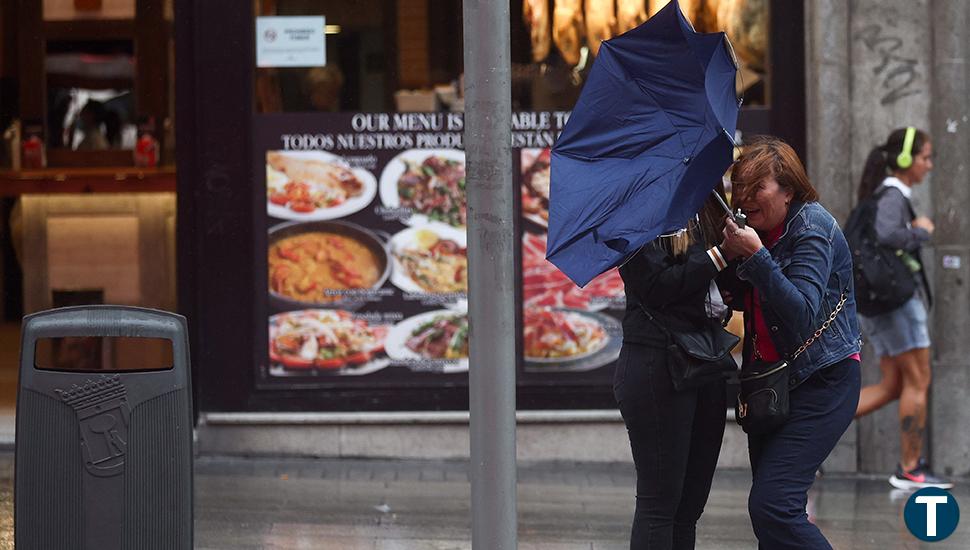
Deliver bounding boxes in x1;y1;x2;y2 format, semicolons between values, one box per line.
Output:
791;292;848;360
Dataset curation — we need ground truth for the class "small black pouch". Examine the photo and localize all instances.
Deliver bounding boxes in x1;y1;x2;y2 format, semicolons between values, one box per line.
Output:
664;326;739;391
735;292;849;435
641;305;739;391
736;359;790;435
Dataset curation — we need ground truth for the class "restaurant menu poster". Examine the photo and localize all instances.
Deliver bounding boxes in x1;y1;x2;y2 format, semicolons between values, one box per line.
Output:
255;112;625;390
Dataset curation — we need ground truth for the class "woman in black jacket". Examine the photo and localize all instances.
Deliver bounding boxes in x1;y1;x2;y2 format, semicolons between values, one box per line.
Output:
614;192;734;550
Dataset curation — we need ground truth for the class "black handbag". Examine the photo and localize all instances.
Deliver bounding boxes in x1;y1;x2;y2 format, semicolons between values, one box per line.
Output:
736;293;847;435
735;359;790;435
640;305;739;391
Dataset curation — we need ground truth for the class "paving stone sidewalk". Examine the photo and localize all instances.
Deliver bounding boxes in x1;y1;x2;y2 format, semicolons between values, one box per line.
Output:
0;452;964;548
192;456;970;549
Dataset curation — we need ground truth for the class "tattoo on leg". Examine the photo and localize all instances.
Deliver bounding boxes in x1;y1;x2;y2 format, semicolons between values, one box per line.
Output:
902;415;915;432
901;413;927;466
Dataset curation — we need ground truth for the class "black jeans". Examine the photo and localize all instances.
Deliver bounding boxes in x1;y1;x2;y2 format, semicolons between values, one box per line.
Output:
746;356;860;549
614;342;727;550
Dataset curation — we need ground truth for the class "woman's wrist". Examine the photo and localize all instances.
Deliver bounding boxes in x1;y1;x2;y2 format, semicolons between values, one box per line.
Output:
716;242;738;261
744;244;765;258
708;246;729;270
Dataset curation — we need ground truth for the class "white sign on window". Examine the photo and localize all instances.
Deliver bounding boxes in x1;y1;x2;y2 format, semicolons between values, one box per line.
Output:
256;16;326;68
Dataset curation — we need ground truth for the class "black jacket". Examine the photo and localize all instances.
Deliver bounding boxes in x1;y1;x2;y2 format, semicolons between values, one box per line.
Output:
619;242;721;346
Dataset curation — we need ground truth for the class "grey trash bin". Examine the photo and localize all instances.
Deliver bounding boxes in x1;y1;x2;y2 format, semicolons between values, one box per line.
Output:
15;306;193;550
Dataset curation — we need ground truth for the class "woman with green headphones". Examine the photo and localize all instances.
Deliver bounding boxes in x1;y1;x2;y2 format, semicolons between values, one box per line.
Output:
854;127;952;490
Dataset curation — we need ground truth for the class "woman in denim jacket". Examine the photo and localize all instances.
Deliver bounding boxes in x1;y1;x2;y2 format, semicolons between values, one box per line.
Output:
720;137;861;550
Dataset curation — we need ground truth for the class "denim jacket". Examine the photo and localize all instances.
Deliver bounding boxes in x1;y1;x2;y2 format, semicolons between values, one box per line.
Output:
723;201;862;388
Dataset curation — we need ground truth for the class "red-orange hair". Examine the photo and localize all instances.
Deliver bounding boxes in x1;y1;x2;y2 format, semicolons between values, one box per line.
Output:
730;137;819;209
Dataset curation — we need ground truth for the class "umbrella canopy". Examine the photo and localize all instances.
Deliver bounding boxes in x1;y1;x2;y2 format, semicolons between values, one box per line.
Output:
546;0;740;287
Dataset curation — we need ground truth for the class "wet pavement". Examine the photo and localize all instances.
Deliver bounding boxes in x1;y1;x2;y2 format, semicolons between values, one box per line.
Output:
0;453;968;548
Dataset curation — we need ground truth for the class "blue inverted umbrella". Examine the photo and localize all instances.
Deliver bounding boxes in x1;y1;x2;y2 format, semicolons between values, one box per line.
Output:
546;0;740;287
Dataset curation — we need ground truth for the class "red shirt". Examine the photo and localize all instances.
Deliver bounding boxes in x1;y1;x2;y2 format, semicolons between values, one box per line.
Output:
747;224;785;362
746;223;861;363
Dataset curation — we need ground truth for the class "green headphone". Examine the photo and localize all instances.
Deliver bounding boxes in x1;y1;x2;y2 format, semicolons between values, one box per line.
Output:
897;127;916;169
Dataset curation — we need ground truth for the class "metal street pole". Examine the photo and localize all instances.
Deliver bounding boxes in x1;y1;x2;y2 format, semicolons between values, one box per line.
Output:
463;0;517;548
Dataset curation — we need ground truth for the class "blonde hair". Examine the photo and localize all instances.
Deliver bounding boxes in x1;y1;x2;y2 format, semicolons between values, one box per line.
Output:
657;225;694;257
663;230;692;257
656;187;728;258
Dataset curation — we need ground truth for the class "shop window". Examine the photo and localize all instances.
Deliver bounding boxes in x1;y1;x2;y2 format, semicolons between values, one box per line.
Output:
254;1;767;115
254;0;394;113
513;0;768;111
10;0;174;168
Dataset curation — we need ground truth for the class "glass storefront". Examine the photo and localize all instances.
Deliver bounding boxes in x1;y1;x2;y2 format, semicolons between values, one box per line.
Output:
232;0;785;412
0;0;178;415
254;1;769;115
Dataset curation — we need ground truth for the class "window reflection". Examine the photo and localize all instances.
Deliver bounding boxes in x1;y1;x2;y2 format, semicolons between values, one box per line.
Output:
46;40;136;150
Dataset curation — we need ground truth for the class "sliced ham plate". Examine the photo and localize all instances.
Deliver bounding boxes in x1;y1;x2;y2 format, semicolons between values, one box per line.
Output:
522;232;624;310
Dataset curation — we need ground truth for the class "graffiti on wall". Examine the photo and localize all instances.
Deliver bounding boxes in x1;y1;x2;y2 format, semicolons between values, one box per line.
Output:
854;23;923;106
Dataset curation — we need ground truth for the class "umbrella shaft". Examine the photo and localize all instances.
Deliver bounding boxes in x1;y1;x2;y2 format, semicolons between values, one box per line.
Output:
711;190;746;228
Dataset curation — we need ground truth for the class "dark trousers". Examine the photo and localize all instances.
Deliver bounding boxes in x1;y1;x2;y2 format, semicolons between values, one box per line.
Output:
614;342;727;550
747;357;861;549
